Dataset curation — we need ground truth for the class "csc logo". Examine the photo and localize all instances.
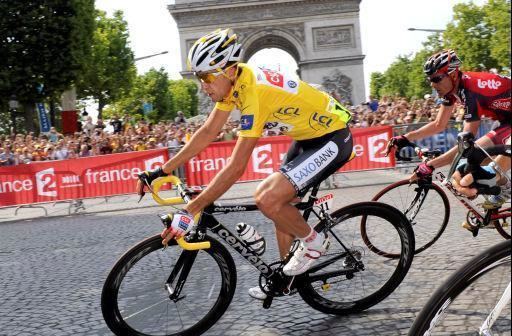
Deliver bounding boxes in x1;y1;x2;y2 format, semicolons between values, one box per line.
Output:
368;133;390;163
36;168;57;197
144;155;165;171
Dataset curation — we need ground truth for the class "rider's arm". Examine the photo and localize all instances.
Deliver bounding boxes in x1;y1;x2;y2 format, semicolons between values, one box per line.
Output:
404;104;455;141
428;120;481;169
161;108;231;174
184;137;260;215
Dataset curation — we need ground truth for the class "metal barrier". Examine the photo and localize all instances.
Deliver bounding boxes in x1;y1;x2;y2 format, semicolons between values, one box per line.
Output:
391;119;495;159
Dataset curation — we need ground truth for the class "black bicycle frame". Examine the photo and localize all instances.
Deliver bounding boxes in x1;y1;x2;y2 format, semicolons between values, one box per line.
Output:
165;184;326;297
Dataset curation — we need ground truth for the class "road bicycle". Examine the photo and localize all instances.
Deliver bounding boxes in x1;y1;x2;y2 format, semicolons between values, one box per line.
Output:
365;132;511;258
408;239;511;335
101;176;415;336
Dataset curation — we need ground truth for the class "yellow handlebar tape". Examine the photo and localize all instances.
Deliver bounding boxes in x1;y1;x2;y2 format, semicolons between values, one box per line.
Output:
151;175;185;206
152;175;211;250
176;237;211;250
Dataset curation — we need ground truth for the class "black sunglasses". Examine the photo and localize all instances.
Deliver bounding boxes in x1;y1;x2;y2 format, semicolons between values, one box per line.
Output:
428;73;448;84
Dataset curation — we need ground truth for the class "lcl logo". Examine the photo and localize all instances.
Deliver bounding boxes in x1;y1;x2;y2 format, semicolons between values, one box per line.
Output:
274;107;299;120
309;112;333;130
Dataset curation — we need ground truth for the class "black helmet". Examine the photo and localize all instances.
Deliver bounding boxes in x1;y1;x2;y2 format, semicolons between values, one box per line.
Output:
424;49;461;76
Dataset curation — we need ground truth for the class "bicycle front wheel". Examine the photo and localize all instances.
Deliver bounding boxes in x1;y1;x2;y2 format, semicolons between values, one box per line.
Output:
101;234;237;336
409;240;511;335
298;202;415;315
369;179;450;257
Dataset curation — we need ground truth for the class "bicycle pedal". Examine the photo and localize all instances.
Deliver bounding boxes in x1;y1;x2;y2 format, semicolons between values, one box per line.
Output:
472;228;480;237
262;295;273;309
461;221;477;231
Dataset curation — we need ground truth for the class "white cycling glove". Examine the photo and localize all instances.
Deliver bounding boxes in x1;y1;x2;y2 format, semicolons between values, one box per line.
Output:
161;210;196;237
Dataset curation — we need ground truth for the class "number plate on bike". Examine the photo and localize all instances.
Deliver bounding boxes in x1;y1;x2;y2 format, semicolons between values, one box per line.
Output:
315;194;334;211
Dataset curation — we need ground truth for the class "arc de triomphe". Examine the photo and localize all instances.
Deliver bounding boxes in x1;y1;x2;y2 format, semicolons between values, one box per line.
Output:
169;0;366;107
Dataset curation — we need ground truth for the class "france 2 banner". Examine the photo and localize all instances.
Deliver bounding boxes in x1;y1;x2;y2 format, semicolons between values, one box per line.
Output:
0;149;169;207
185;126;395;186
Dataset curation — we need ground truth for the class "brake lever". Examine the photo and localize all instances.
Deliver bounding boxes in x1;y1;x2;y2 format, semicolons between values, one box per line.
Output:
137;177;156;203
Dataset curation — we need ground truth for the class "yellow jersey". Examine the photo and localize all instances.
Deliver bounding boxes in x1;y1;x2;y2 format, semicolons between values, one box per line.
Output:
215;63;350;141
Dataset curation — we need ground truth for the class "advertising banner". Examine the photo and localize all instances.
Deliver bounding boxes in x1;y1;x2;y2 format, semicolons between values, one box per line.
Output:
185;126;395;186
36;103;51;133
0;149;169;207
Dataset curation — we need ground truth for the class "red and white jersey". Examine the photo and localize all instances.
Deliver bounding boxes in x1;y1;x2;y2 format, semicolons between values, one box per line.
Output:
445;71;511;122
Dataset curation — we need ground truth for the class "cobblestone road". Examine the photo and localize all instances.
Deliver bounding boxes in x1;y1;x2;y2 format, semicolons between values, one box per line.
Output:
0;180;510;336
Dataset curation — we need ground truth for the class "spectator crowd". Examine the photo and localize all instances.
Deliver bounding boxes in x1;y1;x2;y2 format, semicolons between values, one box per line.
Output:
0;96;466;167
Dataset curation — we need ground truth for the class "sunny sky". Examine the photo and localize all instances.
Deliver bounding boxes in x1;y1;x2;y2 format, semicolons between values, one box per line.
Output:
95;0;487;98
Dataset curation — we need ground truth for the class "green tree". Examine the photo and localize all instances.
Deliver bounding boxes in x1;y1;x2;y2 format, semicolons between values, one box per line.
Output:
370;0;511;100
443;2;495;71
379;56;412;98
169;79;198;118
369;72;384;99
0;0;95;133
77;10;136;119
483;0;511;72
443;0;510;72
105;68;174;122
407;49;432;99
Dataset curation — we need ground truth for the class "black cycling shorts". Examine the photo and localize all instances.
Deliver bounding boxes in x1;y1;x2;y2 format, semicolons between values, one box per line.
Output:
279;128;353;196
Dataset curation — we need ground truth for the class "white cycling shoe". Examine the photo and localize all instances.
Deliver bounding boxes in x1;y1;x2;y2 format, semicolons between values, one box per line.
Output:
248;286;267;300
283;235;330;276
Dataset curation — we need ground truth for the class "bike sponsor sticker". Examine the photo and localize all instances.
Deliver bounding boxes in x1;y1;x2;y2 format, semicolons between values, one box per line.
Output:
285;141;339;190
314;193;334;211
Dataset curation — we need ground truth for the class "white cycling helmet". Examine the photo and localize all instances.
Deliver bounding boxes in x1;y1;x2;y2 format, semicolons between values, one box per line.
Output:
187;28;242;74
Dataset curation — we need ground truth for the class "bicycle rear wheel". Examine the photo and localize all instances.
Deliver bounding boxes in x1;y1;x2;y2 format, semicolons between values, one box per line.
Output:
409;240;511;335
368;179;449;257
101;234;236;336
297;202;415;315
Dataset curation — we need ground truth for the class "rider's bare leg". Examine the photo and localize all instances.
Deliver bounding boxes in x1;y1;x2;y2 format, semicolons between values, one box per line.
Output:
254;172;311;258
275;226;295;259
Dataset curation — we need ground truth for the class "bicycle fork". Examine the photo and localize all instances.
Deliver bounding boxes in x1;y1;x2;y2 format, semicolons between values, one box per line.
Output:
165;250;199;301
479;282;511;336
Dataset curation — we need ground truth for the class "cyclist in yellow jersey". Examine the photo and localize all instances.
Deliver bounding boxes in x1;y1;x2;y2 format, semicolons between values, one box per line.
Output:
137;29;354;300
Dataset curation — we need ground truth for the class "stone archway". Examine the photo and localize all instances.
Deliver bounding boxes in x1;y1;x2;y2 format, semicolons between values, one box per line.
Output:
169;0;366;106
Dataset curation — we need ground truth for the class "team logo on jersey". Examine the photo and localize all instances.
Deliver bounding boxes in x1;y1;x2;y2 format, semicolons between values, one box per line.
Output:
490;98;511;110
233;91;239;98
262;68;284;88
240;115;254;130
477;79;502;90
273;107;300;120
264;121;293;133
256;66;299;94
309;112;333;130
